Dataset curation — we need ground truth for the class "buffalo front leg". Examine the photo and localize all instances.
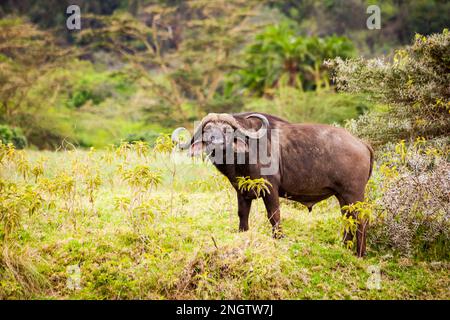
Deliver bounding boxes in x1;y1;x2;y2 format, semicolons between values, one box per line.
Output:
237;193;252;231
263;190;283;238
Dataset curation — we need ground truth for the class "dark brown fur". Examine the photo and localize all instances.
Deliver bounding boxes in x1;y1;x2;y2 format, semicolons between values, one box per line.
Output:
193;112;374;257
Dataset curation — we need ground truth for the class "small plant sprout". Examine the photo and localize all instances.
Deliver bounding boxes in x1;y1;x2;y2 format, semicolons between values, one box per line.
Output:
121;165;162;192
236;176;272;198
341;201;374;252
0;182;43;239
85;169;102;214
0;141;16;164
119;163;162;238
31;158;45;183
153;133;177;215
15;151;31;180
100;144;116;165
236;176;273;232
394;140;408;164
132;140;150;158
153;134;175;155
115;141;133;161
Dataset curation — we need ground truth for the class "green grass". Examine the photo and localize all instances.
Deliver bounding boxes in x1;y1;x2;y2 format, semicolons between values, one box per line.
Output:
0;149;448;299
243;89;374;125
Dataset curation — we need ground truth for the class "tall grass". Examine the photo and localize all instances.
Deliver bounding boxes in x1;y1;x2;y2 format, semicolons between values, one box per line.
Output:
0;141;448;299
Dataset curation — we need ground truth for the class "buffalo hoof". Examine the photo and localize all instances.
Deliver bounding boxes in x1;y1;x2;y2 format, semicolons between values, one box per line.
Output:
356;250;367;258
272;230;285;239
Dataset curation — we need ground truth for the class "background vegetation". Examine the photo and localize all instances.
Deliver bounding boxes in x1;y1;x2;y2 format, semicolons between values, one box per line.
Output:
0;141;448;299
1;0;448;148
0;0;448;299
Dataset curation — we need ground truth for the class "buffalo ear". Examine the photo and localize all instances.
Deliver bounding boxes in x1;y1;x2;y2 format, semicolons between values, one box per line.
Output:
233;137;248;153
189;140;204;156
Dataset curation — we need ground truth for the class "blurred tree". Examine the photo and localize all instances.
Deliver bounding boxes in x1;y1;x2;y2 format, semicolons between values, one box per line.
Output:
0;0;127;43
330;29;450;145
78;0;265;122
0;17;74;148
268;0;450;55
0;124;27;149
234;23;355;96
269;0;366;35
0;0;125;28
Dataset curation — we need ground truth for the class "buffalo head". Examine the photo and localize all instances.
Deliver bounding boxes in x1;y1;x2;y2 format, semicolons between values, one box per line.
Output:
173;113;269;161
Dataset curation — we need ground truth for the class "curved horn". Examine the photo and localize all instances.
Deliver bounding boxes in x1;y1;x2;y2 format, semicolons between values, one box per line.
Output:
238;113;269;139
198;113;269;139
189;113;233;144
187;112;269;147
171;127;191;149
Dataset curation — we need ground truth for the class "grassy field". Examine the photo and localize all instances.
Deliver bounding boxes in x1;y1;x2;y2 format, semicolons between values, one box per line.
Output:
0;145;448;300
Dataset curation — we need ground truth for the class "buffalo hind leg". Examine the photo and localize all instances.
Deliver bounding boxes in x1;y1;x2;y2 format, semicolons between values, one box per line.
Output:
237;193;252;231
337;193;367;257
263;190;283;239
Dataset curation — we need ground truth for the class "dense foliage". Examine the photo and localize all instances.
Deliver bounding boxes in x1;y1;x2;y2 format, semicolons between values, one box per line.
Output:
1;1;449;148
1;142;448;299
331;31;450;260
0;17;74;148
367;140;449;259
235;23;355;95
332;30;450;145
270;0;450;54
0;0;449;299
0;125;26;149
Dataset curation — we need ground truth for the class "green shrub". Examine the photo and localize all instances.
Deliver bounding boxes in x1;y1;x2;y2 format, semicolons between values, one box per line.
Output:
0;125;27;149
330;29;450;145
67;70;136;109
124;132;161;146
234;22;355;95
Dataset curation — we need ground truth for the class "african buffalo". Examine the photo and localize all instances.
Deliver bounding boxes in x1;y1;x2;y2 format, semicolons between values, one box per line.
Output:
173;112;374;257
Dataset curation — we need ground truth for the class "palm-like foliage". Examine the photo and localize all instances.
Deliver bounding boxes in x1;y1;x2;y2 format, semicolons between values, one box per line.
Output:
236;22;355;95
236;176;272;198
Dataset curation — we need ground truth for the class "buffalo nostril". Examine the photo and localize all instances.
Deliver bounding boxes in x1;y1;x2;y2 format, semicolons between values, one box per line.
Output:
210;133;224;145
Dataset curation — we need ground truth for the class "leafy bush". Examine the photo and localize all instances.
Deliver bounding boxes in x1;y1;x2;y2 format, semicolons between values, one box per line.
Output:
330;29;450;145
67;70;136;108
235;22;355;95
329;30;450;259
0;125;27;149
0;17;74;149
368;140;449;259
124;132;164;146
